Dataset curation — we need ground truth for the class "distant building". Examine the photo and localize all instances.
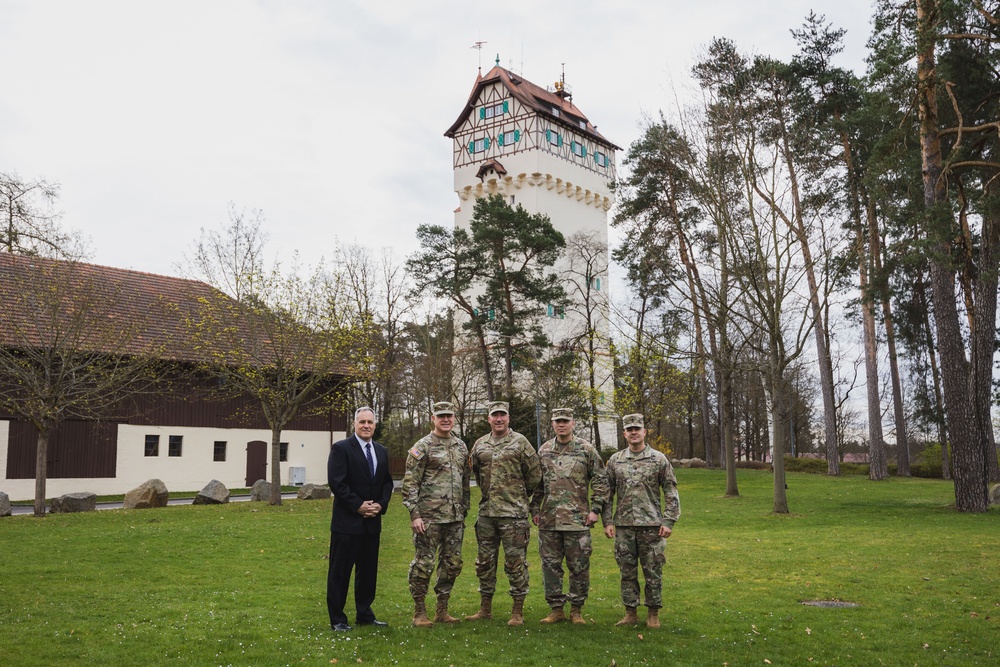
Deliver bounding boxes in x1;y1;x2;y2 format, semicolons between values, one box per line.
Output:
0;253;347;501
445;62;620;446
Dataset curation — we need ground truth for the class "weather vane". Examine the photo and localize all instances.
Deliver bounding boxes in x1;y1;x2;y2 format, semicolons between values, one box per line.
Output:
471;41;487;72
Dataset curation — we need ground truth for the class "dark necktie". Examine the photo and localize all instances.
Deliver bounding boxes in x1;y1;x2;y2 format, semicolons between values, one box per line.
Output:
365;443;375;477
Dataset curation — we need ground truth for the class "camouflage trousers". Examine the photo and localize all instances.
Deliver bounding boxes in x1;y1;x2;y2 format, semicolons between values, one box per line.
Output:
408;520;464;601
473;516;531;598
613;526;666;609
538;529;592;608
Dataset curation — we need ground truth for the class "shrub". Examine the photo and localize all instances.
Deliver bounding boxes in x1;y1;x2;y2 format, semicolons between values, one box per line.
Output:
735;460;770;470
783;456;830;474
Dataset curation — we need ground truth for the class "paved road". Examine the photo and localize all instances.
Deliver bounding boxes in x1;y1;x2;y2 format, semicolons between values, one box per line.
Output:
8;492;300;516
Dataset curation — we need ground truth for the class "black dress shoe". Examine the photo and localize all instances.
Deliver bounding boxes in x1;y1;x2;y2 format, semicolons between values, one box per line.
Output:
332;623;352;631
357;619;388;627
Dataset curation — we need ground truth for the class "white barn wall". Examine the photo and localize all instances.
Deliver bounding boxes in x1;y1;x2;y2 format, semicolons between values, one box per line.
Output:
0;421;344;501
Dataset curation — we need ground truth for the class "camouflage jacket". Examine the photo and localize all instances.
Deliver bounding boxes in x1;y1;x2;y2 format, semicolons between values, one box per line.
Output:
469;429;542;518
401;431;470;524
531;436;610;531
602;445;680;528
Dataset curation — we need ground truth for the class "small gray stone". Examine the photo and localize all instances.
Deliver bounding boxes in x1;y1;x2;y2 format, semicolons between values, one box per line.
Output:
50;492;97;513
687;457;706;468
124;479;169;509
193;480;230;505
250;479;272;502
990;483;1000;505
296;483;332;500
0;491;11;517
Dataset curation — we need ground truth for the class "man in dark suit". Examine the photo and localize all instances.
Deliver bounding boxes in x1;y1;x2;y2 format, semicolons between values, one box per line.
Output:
327;406;394;631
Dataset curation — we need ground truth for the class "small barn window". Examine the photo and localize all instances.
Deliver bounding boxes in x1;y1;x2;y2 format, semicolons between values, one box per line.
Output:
279;442;289;462
168;435;183;457
214;441;227;462
144;434;159;457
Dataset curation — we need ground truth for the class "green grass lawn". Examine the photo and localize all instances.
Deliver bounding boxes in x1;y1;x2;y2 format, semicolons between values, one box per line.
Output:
1;469;997;666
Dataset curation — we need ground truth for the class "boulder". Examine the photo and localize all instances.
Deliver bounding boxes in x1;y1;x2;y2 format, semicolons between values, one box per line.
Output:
123;479;169;509
990;483;1000;505
250;479;272;502
193;480;230;505
50;492;97;513
686;457;707;468
297;483;332;500
0;491;10;517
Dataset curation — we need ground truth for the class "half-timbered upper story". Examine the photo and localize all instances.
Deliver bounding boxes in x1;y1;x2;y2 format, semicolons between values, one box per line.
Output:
445;65;620;181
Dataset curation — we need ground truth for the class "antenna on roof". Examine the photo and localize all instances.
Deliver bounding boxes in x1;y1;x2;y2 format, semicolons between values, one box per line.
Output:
471;41;487;73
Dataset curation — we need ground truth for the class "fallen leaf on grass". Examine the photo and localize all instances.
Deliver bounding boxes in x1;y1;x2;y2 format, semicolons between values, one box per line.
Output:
330;660;338;664
637;633;643;640
764;660;772;665
970;612;979;618
923;644;930;649
806;627;811;635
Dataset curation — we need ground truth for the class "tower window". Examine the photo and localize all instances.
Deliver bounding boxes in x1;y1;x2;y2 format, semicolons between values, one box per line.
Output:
595;152;609;167
571;141;587;158
546;129;562;147
480;101;509;120
546;304;565;319
592;277;602;291
498;129;521;146
468;137;491;154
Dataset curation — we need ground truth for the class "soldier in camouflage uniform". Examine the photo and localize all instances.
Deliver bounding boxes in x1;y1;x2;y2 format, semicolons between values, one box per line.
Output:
602;413;680;629
530;408;610;625
466;400;542;626
401;401;471;628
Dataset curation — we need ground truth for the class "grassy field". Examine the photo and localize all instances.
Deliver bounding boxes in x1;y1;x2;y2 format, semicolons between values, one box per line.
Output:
1;469;998;666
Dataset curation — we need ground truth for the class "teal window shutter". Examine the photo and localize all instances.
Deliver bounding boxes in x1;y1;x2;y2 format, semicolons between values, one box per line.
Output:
503;100;509;114
468;141;475;154
480;107;485;119
545;129;551;143
558;134;563;147
498;133;504;146
582;146;587;157
488;308;495;321
484;137;490;149
514;129;520;142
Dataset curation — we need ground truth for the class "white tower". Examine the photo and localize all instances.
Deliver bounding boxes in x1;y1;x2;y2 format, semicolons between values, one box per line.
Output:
445;63;620;448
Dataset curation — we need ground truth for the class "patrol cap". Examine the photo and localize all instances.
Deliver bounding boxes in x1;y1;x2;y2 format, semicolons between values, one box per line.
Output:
551;407;574;421
432;401;457;416
622;413;644;429
488;401;509;415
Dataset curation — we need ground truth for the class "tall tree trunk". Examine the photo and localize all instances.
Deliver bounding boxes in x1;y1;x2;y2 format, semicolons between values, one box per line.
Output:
916;0;987;511
270;424;283;506
770;359;789;514
34;428;50;517
971;184;1000;483
917;279;951;479
872;222;910;476
859;228;888;480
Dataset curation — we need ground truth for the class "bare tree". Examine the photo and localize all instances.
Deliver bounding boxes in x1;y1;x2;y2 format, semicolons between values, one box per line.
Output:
0;172;80;257
183;211;359;505
0;253;163;516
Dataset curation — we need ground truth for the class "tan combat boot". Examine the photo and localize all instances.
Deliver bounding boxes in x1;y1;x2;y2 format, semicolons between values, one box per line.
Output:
412;597;434;628
539;606;565;624
646;607;660;629
434;597;460;624
570;605;586;625
507;597;525;626
465;595;493;621
615;606;639;626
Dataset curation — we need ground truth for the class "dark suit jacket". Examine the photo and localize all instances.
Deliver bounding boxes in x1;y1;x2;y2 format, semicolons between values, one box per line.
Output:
328;434;393;535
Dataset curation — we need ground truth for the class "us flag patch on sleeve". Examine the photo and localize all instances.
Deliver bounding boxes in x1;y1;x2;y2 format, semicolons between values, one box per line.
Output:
408;447;424;460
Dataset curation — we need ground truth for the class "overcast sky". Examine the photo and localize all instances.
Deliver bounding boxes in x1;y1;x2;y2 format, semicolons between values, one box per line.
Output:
1;0;875;278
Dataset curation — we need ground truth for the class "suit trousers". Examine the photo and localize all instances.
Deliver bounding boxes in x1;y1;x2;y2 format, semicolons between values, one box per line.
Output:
327;531;381;626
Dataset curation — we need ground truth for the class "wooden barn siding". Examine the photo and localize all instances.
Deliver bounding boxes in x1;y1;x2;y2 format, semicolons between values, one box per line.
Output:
5;419;119;479
3;377;349;480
